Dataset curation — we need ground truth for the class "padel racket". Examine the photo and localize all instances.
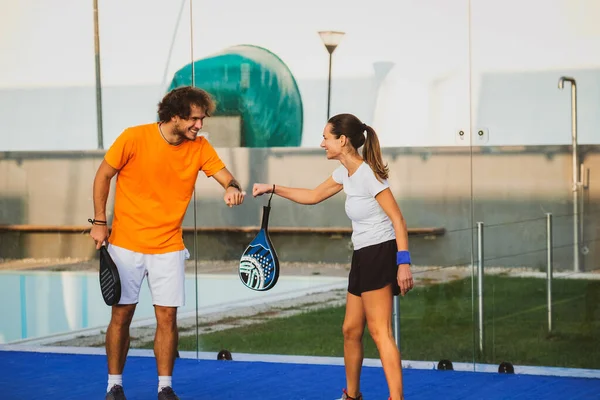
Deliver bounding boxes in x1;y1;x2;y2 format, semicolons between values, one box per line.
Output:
239;190;280;291
99;244;122;306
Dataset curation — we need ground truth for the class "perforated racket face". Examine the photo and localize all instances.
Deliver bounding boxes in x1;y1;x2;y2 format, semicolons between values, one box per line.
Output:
99;247;121;306
239;230;279;291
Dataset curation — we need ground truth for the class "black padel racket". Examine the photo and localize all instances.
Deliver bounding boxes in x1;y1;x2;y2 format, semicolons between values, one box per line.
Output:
99;244;121;306
239;190;280;291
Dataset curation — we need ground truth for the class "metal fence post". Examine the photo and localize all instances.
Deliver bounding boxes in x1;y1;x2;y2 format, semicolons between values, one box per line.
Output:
392;295;401;349
477;221;485;356
546;213;553;333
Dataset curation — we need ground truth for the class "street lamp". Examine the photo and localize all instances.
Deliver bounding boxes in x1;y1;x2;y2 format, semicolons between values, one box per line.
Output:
318;31;345;120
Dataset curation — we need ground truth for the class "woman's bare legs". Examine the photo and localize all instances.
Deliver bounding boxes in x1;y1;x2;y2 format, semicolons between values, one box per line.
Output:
342;292;367;398
362;284;404;400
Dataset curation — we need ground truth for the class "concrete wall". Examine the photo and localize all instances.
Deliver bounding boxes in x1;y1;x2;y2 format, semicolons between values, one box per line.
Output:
0;146;598;271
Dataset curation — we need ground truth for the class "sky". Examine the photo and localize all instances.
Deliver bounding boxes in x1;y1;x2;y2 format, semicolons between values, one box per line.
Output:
0;0;599;150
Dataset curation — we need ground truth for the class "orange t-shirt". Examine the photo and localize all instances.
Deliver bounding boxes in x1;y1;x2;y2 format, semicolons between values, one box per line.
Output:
104;123;225;254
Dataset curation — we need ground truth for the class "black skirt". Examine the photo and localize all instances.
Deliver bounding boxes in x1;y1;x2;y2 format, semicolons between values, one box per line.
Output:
348;239;400;296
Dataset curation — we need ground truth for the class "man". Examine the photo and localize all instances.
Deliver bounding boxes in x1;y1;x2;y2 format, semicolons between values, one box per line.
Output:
89;86;245;400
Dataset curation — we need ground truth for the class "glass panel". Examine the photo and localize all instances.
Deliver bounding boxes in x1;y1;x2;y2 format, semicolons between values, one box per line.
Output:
0;0;100;344
188;0;476;380
0;153;103;344
96;0;195;342
470;0;600;370
0;0;195;349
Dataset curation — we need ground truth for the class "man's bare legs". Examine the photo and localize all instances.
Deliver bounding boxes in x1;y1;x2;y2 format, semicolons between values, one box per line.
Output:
342;293;367;398
362;285;404;400
154;305;178;377
106;304;136;375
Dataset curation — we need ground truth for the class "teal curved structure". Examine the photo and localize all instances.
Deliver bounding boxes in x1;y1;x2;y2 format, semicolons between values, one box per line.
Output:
167;45;303;147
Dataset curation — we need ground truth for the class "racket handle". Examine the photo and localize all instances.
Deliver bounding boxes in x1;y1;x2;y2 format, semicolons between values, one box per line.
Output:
261;206;271;230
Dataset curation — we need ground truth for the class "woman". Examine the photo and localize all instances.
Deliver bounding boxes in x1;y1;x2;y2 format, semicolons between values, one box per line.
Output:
252;113;414;400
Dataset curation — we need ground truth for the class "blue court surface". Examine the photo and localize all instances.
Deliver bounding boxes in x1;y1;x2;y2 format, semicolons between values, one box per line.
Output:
0;347;598;399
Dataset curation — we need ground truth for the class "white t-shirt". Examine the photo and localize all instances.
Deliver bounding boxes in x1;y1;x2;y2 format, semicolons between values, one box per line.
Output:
332;162;396;250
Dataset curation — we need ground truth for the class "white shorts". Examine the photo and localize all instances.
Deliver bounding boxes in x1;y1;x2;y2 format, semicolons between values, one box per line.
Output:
107;244;190;307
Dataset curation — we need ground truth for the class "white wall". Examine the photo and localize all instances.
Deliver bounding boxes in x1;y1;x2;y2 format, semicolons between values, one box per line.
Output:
1;0;599;151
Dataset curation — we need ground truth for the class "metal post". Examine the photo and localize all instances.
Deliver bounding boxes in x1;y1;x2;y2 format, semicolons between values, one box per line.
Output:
580;164;590;257
546;213;553;333
392;295;401;348
326;52;332;120
93;0;104;150
190;0;199;361
558;77;580;272
477;222;485;356
571;80;580;273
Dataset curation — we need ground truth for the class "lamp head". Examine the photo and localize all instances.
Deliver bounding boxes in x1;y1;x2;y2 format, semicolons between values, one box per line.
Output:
319;31;345;54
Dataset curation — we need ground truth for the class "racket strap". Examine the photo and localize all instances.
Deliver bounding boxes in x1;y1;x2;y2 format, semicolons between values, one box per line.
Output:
268;184;275;207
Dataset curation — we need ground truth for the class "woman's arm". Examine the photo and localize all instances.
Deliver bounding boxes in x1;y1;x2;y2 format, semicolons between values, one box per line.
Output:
252;176;343;205
376;188;414;296
376;188;408;250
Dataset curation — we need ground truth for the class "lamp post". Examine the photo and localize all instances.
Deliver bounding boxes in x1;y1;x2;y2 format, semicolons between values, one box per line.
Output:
318;31;345;120
94;0;104;150
93;0;104;150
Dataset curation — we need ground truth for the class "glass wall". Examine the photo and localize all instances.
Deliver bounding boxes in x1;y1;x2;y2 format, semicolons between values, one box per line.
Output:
183;0;477;372
0;0;196;345
97;0;197;342
0;0;597;379
469;0;600;369
0;0;101;344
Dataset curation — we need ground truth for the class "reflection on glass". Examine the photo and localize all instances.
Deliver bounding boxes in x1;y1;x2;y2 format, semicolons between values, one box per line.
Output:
185;2;476;379
6;0;597;380
0;270;344;345
470;0;600;370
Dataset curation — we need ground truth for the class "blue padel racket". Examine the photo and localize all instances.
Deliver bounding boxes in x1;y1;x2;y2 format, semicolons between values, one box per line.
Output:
239;190;279;291
99;244;121;306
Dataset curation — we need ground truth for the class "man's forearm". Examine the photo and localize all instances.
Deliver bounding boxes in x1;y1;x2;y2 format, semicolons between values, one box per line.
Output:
226;178;242;192
93;174;111;220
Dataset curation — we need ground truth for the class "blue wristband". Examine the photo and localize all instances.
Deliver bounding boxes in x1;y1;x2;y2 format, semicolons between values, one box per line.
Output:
397;251;411;265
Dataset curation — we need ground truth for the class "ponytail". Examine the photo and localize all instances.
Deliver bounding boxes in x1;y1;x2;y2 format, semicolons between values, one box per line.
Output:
327;113;389;181
363;126;389;181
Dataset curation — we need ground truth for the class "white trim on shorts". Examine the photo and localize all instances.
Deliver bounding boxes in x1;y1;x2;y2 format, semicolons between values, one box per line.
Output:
107;244;190;307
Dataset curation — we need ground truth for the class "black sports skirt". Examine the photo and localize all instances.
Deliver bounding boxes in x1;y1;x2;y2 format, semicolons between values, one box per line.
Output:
348;239;400;296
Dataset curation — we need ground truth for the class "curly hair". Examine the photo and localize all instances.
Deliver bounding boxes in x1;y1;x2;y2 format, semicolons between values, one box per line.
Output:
157;86;216;122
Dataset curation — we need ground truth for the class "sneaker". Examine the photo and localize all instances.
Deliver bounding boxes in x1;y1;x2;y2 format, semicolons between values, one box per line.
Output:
339;389;363;400
105;384;127;400
158;386;180;400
